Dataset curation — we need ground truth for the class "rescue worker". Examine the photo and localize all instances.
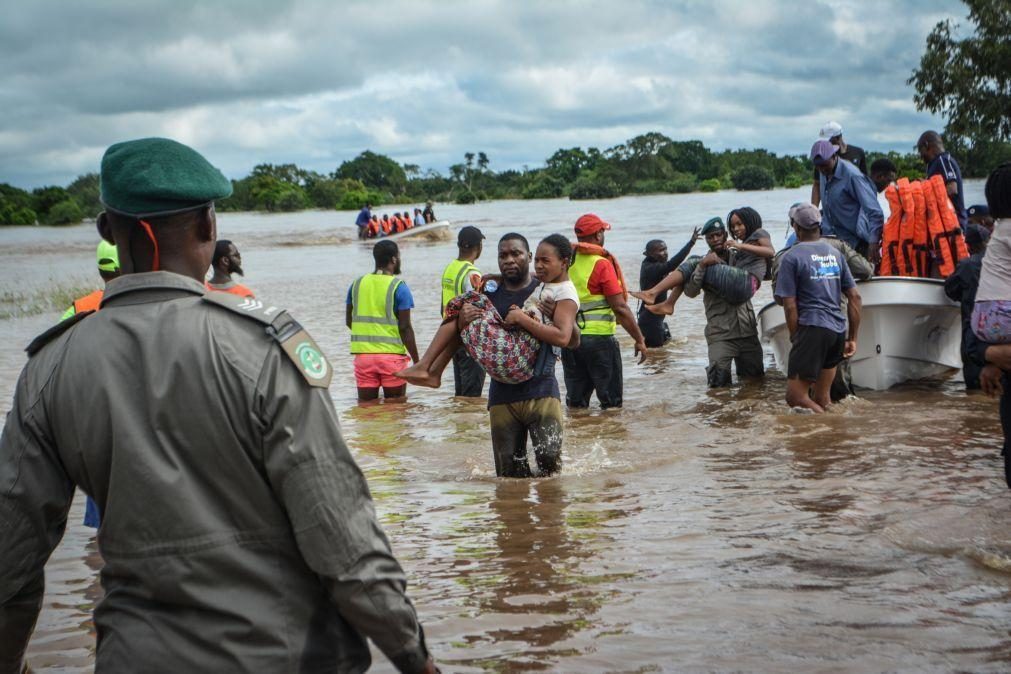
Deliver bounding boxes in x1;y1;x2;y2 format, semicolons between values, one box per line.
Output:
60;239;121;529
637;230;700;348
355;201;372;239
0;137;437;673
945;223;990;390
423;201;436;223
968;204;994;233
206;239;255;298
440;225;486;396
811;121;868;207
684;217;765;387
811;139;884;264
772;203;874;401
347;239;420;403
563;213;647;409
917;130;968;228
61;240;120;320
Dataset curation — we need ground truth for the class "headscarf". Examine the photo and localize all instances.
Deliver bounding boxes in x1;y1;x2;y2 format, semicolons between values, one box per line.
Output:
726;206;763;240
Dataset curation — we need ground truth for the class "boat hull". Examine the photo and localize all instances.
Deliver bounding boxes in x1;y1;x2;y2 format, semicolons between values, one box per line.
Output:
757;277;961;390
365;220;452;243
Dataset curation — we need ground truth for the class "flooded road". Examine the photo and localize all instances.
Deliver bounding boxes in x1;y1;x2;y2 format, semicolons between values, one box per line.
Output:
2;186;1009;672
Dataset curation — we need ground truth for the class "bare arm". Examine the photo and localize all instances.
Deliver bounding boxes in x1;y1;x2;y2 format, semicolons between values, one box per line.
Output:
727;236;774;258
345;304;353;330
506;299;577;348
397;309;420;363
606;293;648;362
946;180;959;200
782;296;799;338
843;287;861;357
811;179;821;208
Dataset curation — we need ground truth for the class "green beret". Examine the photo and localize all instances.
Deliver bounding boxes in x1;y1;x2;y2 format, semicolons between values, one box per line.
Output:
700;216;726;235
100;137;232;217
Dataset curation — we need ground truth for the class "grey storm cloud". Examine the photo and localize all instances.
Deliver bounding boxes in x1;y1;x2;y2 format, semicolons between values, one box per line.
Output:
0;0;965;188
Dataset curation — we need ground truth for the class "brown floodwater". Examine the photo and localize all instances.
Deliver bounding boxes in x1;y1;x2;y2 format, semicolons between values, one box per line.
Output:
2;186;1009;672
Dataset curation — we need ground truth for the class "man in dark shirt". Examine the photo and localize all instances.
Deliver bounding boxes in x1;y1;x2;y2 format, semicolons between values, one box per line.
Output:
355;202;372;239
459;233;571;478
944;225;990;389
918;130;968;228
637;228;699;347
812;121;867;207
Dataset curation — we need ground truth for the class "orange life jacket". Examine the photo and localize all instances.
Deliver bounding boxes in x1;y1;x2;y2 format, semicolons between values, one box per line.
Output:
381;218;392;234
880;184;902;276
395;216;407;233
925;173;969;277
894;178;918;276
367;220;380;237
205;282;255;298
73;289;104;314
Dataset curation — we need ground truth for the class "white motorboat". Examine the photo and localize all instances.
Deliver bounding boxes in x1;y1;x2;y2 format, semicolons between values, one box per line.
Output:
363;220;452;243
757;277;962;390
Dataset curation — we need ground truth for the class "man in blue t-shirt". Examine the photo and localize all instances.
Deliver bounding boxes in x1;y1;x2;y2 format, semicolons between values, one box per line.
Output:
918;130;968;228
458;232;575;477
774;203;863;413
355;202;372;239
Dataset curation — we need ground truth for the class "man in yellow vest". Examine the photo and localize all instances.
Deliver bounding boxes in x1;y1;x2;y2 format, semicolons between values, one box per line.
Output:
346;239;420;403
441;225;486;396
564;214;648;408
60;240;121;321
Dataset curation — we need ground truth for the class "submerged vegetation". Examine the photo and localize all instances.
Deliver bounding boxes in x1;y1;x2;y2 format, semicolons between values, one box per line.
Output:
4;131;1010;224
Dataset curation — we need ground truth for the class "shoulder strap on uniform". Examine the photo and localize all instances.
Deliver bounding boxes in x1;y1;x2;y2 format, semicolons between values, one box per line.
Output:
26;310;92;356
201;291;333;388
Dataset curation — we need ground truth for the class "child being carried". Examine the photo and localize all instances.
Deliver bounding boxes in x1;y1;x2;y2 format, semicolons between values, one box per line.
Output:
397;234;580;387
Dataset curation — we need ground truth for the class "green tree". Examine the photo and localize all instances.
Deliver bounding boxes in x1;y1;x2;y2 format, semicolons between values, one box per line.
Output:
66;173;102;217
731;165;775;191
31;186;71;219
909;0;1011;145
43;199;83;225
336;151;407;195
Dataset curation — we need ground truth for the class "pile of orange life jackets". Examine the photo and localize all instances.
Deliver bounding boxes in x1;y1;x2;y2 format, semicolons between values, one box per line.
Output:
879;173;969;279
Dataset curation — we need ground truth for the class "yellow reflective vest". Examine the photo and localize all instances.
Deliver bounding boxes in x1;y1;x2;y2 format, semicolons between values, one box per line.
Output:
349;273;407;354
440;259;480;314
569;253;617;336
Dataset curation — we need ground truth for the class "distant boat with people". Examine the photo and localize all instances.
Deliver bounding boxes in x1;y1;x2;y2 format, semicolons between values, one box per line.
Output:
383;219;452;242
758;277;962;391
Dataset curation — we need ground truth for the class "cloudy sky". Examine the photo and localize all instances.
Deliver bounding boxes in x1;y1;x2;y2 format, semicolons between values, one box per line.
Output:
0;0;966;188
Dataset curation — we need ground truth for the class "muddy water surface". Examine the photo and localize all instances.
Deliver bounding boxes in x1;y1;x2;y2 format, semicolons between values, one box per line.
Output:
2;186;1009;672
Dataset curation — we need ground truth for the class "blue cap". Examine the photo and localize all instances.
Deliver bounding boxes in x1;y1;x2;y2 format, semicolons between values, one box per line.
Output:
968;204;989;218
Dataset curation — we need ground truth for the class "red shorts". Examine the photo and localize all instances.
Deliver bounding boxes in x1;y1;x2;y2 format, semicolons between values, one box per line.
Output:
353;353;411;389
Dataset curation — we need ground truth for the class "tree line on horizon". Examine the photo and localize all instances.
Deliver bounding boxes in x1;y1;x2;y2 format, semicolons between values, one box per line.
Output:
5;132;1010;226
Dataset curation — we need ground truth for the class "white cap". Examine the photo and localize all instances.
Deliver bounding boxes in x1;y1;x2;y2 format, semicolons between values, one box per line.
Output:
819;121;843;139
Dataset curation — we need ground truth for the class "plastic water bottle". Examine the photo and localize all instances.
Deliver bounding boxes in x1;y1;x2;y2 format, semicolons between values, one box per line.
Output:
485;280;499;293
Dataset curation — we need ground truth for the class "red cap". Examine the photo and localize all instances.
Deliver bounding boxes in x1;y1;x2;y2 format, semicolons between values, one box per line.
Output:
574;213;611;237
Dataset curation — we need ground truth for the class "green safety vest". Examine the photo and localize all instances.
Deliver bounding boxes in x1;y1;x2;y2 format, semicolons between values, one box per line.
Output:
569;252;617;336
441;259;480;313
349;273;407;355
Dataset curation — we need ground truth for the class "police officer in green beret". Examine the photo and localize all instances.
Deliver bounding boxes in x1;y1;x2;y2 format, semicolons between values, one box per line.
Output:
682;217;765;387
0;138;438;674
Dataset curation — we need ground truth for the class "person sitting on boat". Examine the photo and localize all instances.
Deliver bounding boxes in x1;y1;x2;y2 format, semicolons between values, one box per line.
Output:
772;203;874;401
381;213;393;236
870;158;898;194
396;233;579;390
968;204;994;234
367;214;381;238
414;208;425;227
402;211;414;230
812;139;884;264
423;201;436;223
945;224;989;390
774;202;862;413
632;211;772;317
